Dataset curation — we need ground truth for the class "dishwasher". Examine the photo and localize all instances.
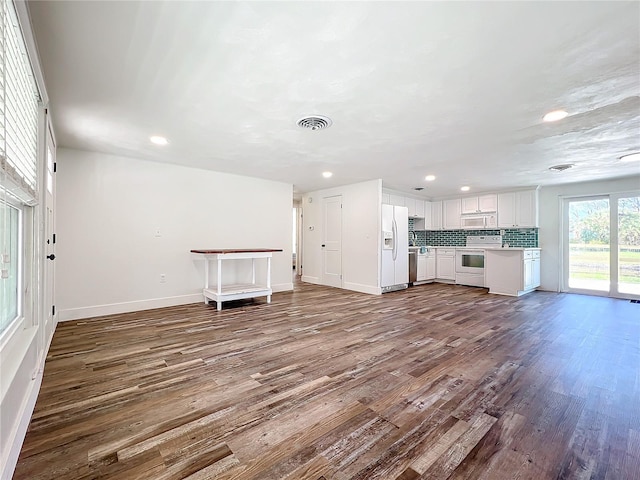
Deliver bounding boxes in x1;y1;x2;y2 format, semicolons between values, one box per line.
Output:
408;248;418;285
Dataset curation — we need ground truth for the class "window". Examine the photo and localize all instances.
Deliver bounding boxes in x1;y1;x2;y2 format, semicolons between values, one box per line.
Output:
0;198;21;333
0;0;41;336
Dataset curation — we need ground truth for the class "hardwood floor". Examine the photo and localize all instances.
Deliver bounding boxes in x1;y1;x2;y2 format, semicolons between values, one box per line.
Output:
13;282;640;479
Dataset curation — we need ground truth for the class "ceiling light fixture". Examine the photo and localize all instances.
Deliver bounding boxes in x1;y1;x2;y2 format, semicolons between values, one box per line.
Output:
150;135;169;145
620;152;640;162
425;175;436;181
322;171;333;178
543;110;568;122
460;186;470;192
549;164;574;172
297;115;332;131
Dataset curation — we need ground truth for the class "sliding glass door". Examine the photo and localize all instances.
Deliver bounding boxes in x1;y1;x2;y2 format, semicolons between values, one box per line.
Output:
618;195;640;296
564;193;640;299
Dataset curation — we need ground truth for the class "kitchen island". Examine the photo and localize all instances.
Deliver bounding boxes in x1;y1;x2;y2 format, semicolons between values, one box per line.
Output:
484;248;541;296
190;248;283;310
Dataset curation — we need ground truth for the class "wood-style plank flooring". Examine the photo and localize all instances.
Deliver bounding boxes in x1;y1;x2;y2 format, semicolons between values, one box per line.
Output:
13;281;640;479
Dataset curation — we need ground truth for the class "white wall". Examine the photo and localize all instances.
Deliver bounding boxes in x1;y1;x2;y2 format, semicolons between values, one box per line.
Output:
56;148;293;320
538;175;640;292
302;180;382;294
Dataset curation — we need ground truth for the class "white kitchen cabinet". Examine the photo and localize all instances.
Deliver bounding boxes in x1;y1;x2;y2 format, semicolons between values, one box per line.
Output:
389;194;405;207
428;201;442;230
417;254;427;281
405;196;415;216
462;194;497;214
443;199;461;229
404;196;425;219
426;254;436;280
422;201;431;227
436;248;456;281
497;190;539;228
416;249;436;282
485;248;541;296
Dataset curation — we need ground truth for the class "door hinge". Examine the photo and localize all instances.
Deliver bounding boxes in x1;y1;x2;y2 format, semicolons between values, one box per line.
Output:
53;233;56;244
53;162;57;173
52;305;56;316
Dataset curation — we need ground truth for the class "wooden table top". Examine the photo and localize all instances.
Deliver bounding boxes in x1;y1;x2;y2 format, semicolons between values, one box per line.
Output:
190;248;283;254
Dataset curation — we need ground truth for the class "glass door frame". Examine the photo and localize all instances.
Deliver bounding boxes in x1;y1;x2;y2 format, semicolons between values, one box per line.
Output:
561;191;640;300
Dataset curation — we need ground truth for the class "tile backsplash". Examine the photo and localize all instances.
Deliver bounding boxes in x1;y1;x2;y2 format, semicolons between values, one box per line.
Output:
408;221;538;248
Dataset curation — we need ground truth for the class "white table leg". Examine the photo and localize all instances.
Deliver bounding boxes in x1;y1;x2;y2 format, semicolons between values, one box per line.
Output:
204;258;210;304
267;257;272;303
217;257;222;310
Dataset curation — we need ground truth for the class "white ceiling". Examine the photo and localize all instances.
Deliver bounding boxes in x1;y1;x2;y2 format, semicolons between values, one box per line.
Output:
27;1;640;198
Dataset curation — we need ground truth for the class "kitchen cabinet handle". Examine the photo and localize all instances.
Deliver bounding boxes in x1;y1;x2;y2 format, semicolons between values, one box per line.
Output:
47;254;55;260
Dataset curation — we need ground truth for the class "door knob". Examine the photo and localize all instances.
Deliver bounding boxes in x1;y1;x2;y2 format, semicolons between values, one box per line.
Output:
47;254;55;260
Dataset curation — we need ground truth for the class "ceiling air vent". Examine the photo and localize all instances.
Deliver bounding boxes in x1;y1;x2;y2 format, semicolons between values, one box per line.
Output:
549;164;574;172
297;115;332;131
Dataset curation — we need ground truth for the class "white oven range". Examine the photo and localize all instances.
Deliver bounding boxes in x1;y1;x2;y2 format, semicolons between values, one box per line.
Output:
455;235;502;287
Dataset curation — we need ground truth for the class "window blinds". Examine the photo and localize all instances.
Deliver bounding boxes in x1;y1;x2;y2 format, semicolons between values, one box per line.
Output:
0;0;40;205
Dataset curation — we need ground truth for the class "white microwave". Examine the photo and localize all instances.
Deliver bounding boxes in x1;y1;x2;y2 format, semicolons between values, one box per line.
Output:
461;214;497;229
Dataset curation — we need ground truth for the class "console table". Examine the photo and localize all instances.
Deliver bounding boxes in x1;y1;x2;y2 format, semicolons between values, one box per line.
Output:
190;248;283;310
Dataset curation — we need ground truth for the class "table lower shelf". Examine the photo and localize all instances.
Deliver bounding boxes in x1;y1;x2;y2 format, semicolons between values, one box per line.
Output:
203;284;273;310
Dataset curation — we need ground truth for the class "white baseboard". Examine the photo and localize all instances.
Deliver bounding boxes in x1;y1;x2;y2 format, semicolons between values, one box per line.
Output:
343;282;381;295
301;275;321;284
58;293;204;321
59;285;295;322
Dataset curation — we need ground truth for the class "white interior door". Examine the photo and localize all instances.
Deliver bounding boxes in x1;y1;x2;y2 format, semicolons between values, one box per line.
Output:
44;120;56;342
322;195;342;288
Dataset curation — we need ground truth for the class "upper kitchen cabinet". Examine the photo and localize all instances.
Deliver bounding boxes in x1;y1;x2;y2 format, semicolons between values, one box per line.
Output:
426;201;442;230
498;190;539;228
389;194;405;207
405;197;416;217
414;199;425;218
461;194;497;214
443;199;461;229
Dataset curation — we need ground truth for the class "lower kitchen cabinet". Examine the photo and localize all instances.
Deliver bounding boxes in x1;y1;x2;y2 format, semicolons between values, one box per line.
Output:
416;251;436;282
436;248;456;281
485;249;541;296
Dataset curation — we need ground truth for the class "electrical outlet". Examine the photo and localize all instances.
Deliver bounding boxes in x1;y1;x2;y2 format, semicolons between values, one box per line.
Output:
1;253;9;263
1;269;8;279
500;230;505;235
160;274;166;283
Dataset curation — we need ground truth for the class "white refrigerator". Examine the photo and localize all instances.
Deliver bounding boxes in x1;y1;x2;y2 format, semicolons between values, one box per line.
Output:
381;204;409;292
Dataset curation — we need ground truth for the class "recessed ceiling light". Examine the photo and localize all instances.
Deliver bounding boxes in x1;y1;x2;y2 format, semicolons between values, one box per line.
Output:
460;186;470;192
543;110;568;122
322;171;333;178
425;175;436;181
150;135;168;145
549;164;574;172
620;152;640;162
